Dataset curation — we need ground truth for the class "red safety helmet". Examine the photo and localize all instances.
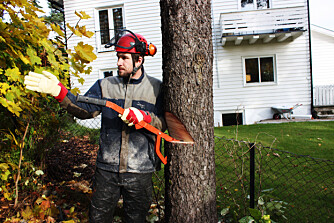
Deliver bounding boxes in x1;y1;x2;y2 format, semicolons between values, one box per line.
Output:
114;31;157;56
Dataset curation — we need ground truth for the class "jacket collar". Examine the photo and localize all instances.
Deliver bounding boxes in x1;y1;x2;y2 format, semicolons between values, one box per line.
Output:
121;66;145;84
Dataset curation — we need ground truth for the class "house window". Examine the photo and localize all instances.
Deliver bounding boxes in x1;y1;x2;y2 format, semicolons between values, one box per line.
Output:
99;10;110;45
103;71;114;78
222;113;243;126
244;56;276;84
96;6;124;51
240;0;270;10
99;68;118;79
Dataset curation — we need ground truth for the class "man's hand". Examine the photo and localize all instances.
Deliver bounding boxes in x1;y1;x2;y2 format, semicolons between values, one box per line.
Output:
119;107;151;126
24;71;61;97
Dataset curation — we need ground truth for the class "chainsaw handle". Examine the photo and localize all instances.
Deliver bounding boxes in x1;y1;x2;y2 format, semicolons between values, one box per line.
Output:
77;95;125;114
77;95;107;106
155;134;167;165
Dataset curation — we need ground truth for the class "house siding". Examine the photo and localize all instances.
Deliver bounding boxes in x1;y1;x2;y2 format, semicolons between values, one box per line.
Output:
311;26;334;86
64;0;312;126
212;0;311;125
64;0;163;95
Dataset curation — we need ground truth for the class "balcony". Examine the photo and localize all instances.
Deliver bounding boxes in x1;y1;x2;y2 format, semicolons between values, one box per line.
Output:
219;6;307;46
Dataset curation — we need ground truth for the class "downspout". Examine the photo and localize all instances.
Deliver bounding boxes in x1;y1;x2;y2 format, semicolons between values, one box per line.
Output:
306;0;315;117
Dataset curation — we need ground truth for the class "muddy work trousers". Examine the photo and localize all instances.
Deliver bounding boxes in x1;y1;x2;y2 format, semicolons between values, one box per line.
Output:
89;168;153;223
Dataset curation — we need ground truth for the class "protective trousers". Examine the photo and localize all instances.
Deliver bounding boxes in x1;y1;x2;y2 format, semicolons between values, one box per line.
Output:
89;168;153;223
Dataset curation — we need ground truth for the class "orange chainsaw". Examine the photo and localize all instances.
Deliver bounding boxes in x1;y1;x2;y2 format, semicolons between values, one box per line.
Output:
77;95;194;165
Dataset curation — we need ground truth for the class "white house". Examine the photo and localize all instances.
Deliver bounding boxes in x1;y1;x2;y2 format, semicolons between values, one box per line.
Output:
311;24;334;108
60;0;313;126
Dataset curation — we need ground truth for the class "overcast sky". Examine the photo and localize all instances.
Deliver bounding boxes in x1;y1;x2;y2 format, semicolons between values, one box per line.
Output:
38;0;334;30
309;0;334;30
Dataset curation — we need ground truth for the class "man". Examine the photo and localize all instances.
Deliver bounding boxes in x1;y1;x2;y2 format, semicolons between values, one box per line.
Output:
24;31;165;222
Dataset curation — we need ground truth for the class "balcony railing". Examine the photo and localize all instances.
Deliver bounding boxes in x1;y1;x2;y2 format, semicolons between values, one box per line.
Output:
314;85;334;107
219;6;307;45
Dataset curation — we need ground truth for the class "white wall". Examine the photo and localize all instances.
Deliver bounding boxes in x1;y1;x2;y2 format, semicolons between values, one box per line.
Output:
64;0;163;95
64;0;312;126
311;25;334;86
212;0;311;125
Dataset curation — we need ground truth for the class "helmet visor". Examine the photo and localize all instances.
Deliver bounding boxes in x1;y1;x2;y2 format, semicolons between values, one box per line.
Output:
105;29;128;48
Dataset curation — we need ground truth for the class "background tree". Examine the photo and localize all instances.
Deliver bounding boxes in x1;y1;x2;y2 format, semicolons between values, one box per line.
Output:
160;0;218;222
44;1;65;29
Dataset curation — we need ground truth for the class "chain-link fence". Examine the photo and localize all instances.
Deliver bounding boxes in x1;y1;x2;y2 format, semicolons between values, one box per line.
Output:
47;115;333;222
215;136;334;223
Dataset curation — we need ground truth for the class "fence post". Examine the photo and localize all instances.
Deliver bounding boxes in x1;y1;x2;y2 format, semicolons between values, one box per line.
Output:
249;143;255;209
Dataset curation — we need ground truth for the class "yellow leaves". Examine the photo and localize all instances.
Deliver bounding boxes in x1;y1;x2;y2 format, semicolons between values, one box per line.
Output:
1;186;12;201
21;206;33;220
5;67;21;82
78;77;85;85
75;11;91;19
66;23;82;37
66;23;94;38
0;83;10;94
77;25;94;38
39;38;55;53
0;161;17;201
10;0;30;8
0;98;23;117
70;87;81;96
26;47;42;65
0;4;95;119
0;163;11;181
1;68;24;117
74;42;97;63
0;36;6;43
47;54;58;68
50;23;64;37
18;52;30;65
62;219;77;223
67;11;94;38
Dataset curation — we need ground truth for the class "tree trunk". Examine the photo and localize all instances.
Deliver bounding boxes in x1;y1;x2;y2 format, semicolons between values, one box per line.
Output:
160;0;217;222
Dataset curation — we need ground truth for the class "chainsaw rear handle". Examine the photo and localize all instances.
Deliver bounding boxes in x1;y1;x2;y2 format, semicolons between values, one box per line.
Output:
77;95;107;107
76;95;169;164
77;95;125;114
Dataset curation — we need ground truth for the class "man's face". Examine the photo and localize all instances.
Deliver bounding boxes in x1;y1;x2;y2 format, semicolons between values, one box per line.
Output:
117;53;133;77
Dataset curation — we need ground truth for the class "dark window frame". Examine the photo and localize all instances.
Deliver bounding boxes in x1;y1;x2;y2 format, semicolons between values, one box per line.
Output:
243;55;276;85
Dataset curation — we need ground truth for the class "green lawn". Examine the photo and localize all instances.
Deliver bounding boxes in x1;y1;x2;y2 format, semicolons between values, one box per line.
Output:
214;121;334;160
214;121;334;222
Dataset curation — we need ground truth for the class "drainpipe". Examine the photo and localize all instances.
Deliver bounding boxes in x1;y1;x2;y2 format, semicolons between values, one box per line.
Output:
307;0;315;117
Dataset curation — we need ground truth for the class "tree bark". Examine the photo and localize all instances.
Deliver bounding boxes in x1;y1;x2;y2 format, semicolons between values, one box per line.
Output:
160;0;217;222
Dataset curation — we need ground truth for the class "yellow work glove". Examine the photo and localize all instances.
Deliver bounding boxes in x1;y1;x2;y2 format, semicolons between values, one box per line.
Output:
24;71;61;97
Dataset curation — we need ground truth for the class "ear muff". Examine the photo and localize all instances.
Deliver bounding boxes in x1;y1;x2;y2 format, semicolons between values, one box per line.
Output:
148;43;157;56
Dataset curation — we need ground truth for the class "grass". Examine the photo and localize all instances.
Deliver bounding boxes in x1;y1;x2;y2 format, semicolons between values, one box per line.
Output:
62;119;100;144
214;121;334;160
63;119;333;222
214;121;334;222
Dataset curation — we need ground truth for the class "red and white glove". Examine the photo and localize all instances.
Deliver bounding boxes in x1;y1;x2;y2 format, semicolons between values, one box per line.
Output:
120;107;151;126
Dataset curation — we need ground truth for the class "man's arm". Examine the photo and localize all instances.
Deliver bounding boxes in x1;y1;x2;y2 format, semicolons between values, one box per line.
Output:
24;71;101;119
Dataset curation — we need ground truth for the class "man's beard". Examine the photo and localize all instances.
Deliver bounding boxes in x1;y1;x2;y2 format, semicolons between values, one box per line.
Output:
117;70;132;83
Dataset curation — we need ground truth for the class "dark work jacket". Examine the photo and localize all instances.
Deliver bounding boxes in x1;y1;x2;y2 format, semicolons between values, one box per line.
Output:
59;70;166;173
